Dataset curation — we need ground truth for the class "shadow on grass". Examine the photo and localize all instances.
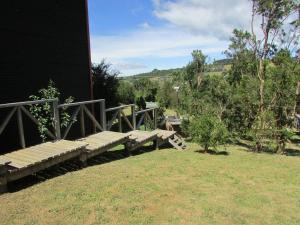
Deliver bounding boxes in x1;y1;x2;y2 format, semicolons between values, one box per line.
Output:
235;139;300;157
284;148;300;157
8;143;173;193
195;149;229;156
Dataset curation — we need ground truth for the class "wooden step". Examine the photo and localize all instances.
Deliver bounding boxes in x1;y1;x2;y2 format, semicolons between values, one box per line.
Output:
168;135;187;150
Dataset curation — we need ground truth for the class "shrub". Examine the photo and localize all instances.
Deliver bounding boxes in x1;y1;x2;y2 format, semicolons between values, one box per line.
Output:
189;115;229;151
29;80;74;141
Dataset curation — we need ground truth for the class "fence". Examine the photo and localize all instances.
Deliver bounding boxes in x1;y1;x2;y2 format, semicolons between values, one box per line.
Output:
0;99;158;150
0;99;60;149
58;99;106;139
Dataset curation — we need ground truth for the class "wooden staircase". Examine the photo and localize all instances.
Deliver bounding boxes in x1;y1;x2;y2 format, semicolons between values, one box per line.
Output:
168;135;187;150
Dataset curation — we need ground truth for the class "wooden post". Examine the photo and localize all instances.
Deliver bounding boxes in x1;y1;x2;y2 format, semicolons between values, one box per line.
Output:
131;105;136;130
124;144;131;157
52;99;61;140
154;108;158;129
80;106;85;137
17;107;26;148
79;152;88;168
118;109;122;133
100;100;106;131
153;139;159;150
0;164;8;194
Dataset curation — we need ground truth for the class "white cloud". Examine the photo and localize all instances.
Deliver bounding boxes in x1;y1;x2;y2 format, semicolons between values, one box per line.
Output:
90;0;255;75
154;0;252;40
91;26;228;62
114;62;148;70
139;22;151;29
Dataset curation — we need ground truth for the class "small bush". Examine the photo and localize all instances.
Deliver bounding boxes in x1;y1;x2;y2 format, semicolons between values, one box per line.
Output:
189;115;229;151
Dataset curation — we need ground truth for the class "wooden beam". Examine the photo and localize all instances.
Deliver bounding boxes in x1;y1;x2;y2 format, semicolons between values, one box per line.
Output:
17;107;26;149
0;107;17;135
20;106;55;140
83;105;103;131
62;106;81;139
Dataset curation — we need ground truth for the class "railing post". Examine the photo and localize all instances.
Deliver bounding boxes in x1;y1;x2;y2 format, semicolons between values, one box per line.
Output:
154;108;158;129
0;164;8;194
80;105;85;137
100;100;106;131
118;109;122;132
17;107;26;148
132;105;136;130
52;99;61;140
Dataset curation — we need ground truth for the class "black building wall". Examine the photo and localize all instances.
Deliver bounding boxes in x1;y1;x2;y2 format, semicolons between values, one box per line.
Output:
0;0;92;151
0;0;92;102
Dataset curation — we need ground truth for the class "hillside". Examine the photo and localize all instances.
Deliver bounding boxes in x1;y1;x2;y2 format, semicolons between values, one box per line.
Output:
121;59;231;80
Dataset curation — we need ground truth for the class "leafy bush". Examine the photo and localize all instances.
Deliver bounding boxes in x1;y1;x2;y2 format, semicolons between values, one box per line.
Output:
189;115;229;151
29;80;74;141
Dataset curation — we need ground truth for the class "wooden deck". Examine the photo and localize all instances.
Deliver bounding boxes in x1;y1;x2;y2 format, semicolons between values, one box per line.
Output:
155;129;176;141
77;131;130;159
0;140;87;183
127;130;158;151
0;129;180;193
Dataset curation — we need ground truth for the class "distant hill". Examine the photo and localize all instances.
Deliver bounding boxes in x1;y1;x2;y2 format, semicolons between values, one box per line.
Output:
121;58;231;80
121;68;184;80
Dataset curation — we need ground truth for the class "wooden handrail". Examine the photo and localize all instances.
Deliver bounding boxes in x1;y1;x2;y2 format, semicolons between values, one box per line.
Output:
0;99;58;109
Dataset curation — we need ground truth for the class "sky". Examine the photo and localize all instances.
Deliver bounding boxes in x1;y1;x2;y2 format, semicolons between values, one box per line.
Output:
88;0;253;76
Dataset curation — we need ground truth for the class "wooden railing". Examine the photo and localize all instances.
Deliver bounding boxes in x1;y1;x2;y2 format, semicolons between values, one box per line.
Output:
0;98;159;150
58;99;106;139
105;104;136;132
0;99;60;148
135;107;158;130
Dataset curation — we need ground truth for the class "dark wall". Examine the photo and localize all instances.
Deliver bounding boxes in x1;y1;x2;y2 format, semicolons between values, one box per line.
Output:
0;0;91;102
0;0;92;151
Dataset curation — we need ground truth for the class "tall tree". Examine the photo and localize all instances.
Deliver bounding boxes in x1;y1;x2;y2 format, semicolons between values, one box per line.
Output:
250;0;298;117
92;60;119;108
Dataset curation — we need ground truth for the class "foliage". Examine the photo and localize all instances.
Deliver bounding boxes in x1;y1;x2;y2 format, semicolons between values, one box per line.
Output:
92;60;119;108
117;80;135;104
135;96;146;110
189;115;229;151
29;80;74;141
132;78;158;102
157;80;175;108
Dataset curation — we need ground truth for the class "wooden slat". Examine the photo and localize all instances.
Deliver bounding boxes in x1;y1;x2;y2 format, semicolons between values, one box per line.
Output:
6;151;42;163
4;153;36;165
0;158;11;165
13;150;51;161
0;155;30;168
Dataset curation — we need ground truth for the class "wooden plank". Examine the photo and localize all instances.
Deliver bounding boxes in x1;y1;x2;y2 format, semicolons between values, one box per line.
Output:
0;155;29;168
11;150;51;162
6;152;42;163
0;158;11;165
4;154;36;165
7;146;84;182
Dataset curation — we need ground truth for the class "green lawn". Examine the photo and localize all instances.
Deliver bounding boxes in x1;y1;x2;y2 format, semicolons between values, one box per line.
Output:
1;144;300;225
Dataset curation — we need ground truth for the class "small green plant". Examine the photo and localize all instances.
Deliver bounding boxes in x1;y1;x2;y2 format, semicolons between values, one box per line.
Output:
189;115;229;152
29;80;74;141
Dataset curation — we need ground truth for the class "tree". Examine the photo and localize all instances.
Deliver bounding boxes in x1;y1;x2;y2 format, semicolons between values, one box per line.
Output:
157;80;174;108
92;60;119;108
189;115;229;152
117;80;135;104
250;0;298;116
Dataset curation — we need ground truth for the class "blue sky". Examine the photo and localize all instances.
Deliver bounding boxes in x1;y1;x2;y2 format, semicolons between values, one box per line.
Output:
88;0;252;76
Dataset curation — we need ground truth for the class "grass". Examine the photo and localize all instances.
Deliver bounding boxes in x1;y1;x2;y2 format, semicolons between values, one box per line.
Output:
1;144;300;225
